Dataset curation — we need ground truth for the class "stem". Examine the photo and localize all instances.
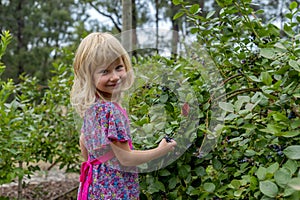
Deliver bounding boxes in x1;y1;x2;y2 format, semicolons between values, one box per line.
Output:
213;88;261;102
17;161;23;200
234;1;260;40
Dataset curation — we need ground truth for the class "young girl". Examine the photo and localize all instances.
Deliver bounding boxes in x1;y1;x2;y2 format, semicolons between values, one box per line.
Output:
70;32;177;200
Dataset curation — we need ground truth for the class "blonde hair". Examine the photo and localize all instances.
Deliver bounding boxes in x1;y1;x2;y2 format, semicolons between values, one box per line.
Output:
70;32;134;117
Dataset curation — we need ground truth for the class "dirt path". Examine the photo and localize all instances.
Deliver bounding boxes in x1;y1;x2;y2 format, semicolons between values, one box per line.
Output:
0;163;79;200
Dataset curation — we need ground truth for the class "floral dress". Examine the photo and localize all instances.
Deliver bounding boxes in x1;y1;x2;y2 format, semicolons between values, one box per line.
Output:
78;100;139;200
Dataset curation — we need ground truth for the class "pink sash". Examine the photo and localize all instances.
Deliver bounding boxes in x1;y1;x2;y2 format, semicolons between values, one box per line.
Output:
78;151;115;200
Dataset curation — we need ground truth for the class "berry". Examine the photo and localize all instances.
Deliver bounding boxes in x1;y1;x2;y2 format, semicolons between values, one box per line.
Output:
164;136;172;143
181;102;190;117
288;111;296;119
161;86;168;92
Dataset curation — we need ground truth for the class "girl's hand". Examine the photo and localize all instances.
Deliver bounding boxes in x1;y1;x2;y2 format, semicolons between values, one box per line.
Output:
158;137;177;151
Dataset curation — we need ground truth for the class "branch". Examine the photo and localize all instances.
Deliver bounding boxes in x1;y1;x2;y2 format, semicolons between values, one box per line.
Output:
213;88;261;103
88;2;121;32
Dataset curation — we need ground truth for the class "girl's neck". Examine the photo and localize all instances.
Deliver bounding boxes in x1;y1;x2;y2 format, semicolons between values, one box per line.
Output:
96;90;122;103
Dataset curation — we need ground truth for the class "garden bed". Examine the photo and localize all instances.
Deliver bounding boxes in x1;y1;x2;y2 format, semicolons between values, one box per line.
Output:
0;164;79;200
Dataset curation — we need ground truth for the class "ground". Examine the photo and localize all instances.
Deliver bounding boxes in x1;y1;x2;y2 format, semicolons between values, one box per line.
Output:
0;163;79;200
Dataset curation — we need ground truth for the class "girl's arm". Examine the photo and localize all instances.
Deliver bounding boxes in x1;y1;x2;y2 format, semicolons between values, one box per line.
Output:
110;139;176;166
80;134;88;161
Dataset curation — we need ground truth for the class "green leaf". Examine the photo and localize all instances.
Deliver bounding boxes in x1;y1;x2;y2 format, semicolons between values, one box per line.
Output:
288;178;300;190
289;1;298;10
289;60;300;72
168;176;177;189
159;169;171;176
281;130;300;138
148;179;165;193
212;158;222;170
274;168;291;188
272;112;288;122
172;0;182;5
256;166;267;180
284;23;294;37
245;149;256;156
259;180;279;198
234;189;243;197
235;96;250;112
283;187;296;197
190;4;200;14
293;93;300;98
291;120;300;129
260;48;275;59
260;124;282;134
178;165;191;178
266;162;279;175
219;102;234;112
187;186;201;195
283;160;298;175
230;179;241;189
190;27;199;34
206;11;215;19
173;11;184;20
274;42;287;50
203;182;215;193
160;94;168;103
248;75;261;82
194;166;206;176
142;123;153;133
283;145;300;159
261;72;273;86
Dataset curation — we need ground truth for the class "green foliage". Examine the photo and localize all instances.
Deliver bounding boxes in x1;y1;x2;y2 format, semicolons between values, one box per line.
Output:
0;31;80;186
136;0;300;199
0;31;11;76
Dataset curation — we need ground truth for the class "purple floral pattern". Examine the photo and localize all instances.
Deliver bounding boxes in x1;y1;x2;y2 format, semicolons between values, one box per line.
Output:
78;101;139;200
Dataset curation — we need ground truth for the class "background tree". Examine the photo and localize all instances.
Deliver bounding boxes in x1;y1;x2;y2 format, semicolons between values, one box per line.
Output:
0;0;86;83
0;0;298;82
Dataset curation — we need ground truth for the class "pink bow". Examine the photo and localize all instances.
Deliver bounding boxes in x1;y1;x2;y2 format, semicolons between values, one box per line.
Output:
78;151;115;200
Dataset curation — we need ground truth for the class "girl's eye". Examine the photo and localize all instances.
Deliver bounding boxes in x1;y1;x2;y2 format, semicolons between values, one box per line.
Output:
116;65;124;71
99;70;108;74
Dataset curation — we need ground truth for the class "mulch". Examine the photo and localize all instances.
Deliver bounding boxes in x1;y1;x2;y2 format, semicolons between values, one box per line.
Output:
0;179;78;200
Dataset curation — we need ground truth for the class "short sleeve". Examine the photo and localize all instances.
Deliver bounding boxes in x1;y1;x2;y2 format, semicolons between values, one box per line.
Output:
81;101;131;155
101;102;131;142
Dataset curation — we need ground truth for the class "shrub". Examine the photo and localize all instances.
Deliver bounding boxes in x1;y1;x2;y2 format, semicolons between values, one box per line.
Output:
136;0;300;199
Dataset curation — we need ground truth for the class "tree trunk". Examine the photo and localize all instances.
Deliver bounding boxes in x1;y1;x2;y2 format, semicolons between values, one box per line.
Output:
132;0;137;57
171;2;179;58
17;161;23;200
155;0;159;53
16;0;25;79
122;0;132;55
199;0;205;16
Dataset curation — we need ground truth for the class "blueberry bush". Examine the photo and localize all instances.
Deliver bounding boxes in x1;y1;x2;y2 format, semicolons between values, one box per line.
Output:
0;31;80;199
135;0;300;199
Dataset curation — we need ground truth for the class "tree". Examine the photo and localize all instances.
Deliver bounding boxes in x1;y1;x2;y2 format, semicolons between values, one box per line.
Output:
122;0;132;51
0;0;84;83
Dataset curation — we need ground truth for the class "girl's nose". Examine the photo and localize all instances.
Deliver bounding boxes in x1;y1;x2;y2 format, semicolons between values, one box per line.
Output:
110;72;120;81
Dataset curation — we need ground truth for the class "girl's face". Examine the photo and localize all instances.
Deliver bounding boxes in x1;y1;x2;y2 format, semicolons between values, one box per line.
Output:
93;57;127;99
